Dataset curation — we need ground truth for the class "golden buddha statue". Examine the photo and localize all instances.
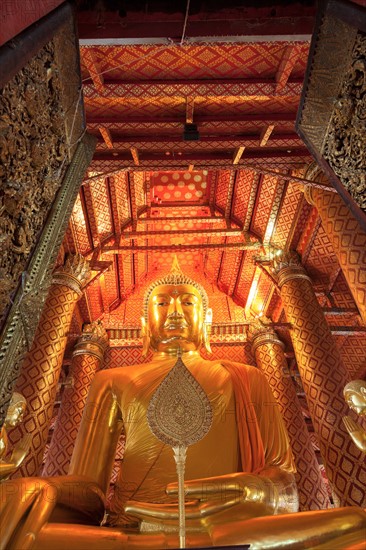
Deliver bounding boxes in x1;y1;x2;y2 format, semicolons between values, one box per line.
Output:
1;261;366;549
343;380;366;453
0;392;31;481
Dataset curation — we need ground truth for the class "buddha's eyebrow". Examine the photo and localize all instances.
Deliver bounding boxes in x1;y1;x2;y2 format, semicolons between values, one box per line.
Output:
153;294;170;299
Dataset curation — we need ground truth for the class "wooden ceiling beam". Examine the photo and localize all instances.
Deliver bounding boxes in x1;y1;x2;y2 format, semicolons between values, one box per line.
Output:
263;177;287;245
276;45;300;93
127;173;137;223
93;148;310;162
85;76;304;87
225;172;236;219
80;185;100;248
77;14;315;41
233;146;245;165
103;241;262;253
83;79;303;99
259;124;275;146
95;133;300;145
80;49;104;93
137;216;225;224
87;112;296;125
98;126;113;148
121;228;244;239
130;146;140;166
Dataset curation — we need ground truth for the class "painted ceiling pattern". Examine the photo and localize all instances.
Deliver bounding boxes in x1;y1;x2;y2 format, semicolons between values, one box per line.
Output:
59;34;365;375
80;40;311;171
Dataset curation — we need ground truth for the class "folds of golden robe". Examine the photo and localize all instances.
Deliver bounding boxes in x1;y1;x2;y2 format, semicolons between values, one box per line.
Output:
69;353;295;526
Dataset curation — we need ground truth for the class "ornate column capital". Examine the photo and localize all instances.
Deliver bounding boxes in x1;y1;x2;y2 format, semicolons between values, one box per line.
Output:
271;251;311;289
303;164;332;206
73;321;109;361
52;254;91;296
247;317;284;354
303;184;316;206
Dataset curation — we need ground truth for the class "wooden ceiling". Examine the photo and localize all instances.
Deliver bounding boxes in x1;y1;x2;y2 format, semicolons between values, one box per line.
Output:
59;1;365;371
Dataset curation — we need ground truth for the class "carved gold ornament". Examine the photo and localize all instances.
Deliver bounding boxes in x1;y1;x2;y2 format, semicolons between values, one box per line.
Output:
147;353;213;548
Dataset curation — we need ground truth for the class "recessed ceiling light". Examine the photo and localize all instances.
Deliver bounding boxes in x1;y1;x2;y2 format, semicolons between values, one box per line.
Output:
287;150;292;153
112;152;119;156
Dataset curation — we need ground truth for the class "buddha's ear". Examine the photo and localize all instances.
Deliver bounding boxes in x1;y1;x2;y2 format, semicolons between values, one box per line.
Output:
203;308;213;354
141;316;150;357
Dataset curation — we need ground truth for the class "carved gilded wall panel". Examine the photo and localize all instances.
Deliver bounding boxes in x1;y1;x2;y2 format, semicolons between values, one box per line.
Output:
0;6;84;328
297;0;366;231
0;6;96;425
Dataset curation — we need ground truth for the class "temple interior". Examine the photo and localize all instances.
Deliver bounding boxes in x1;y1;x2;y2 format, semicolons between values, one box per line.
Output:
0;0;365;548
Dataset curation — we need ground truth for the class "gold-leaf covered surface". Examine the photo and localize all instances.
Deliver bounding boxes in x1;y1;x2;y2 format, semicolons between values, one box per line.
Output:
147;355;213;448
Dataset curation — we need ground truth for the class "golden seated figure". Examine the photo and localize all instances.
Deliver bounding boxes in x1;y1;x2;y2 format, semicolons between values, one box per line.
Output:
343;380;366;453
1;262;365;549
0;392;31;480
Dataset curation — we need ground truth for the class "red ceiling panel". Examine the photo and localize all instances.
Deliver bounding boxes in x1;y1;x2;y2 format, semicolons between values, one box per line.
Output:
80;42;296;82
89;177;113;241
151;170;209;205
250;174;278;239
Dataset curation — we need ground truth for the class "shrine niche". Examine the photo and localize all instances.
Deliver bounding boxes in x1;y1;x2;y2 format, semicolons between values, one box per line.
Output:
296;0;366;232
0;4;96;425
1;3;366;547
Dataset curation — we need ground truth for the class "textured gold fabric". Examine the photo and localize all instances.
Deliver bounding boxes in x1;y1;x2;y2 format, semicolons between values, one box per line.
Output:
70;353;294;525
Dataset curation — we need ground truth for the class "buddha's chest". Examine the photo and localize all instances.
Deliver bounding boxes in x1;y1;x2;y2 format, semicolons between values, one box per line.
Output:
120;361;235;435
117;362;239;500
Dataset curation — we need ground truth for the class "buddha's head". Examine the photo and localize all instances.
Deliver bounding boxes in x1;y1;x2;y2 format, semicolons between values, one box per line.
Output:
343;380;366;417
141;257;212;355
5;393;27;428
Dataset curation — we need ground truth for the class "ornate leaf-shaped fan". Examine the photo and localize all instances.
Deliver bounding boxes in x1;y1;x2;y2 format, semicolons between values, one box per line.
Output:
147;353;213;548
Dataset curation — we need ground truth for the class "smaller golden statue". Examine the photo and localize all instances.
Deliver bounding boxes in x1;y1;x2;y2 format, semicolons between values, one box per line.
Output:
0;393;31;480
343;380;366;453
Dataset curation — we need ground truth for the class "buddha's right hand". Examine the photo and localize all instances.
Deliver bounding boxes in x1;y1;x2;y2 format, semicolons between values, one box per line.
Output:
166;470;298;515
166;472;277;506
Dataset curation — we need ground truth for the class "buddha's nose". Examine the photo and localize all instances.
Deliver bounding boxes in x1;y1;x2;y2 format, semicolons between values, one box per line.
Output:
167;298;184;318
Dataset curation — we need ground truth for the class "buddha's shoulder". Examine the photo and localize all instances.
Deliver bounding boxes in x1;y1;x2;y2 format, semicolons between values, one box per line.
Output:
211;359;259;373
93;361;164;382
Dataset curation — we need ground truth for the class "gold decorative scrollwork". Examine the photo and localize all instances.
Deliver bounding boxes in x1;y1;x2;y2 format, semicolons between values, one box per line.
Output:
323;33;366;212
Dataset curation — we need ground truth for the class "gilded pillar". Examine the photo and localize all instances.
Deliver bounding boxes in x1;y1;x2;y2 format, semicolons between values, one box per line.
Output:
42;321;108;476
304;182;366;323
8;255;90;477
272;252;365;508
249;321;331;510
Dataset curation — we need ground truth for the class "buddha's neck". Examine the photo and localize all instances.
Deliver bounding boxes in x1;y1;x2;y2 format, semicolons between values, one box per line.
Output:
151;350;201;362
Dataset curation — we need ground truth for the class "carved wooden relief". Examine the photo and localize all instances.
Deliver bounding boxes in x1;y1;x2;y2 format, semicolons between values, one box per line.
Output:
297;0;366;231
323;32;366;211
0;7;96;425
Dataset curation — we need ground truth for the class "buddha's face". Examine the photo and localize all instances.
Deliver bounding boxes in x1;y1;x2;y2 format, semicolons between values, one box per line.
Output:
344;386;366;416
147;284;204;353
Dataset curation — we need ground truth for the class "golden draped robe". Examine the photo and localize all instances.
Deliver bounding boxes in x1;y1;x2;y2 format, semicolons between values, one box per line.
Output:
70;353;294;525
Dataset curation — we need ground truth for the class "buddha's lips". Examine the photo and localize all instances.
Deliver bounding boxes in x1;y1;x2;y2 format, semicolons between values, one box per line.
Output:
164;322;188;329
